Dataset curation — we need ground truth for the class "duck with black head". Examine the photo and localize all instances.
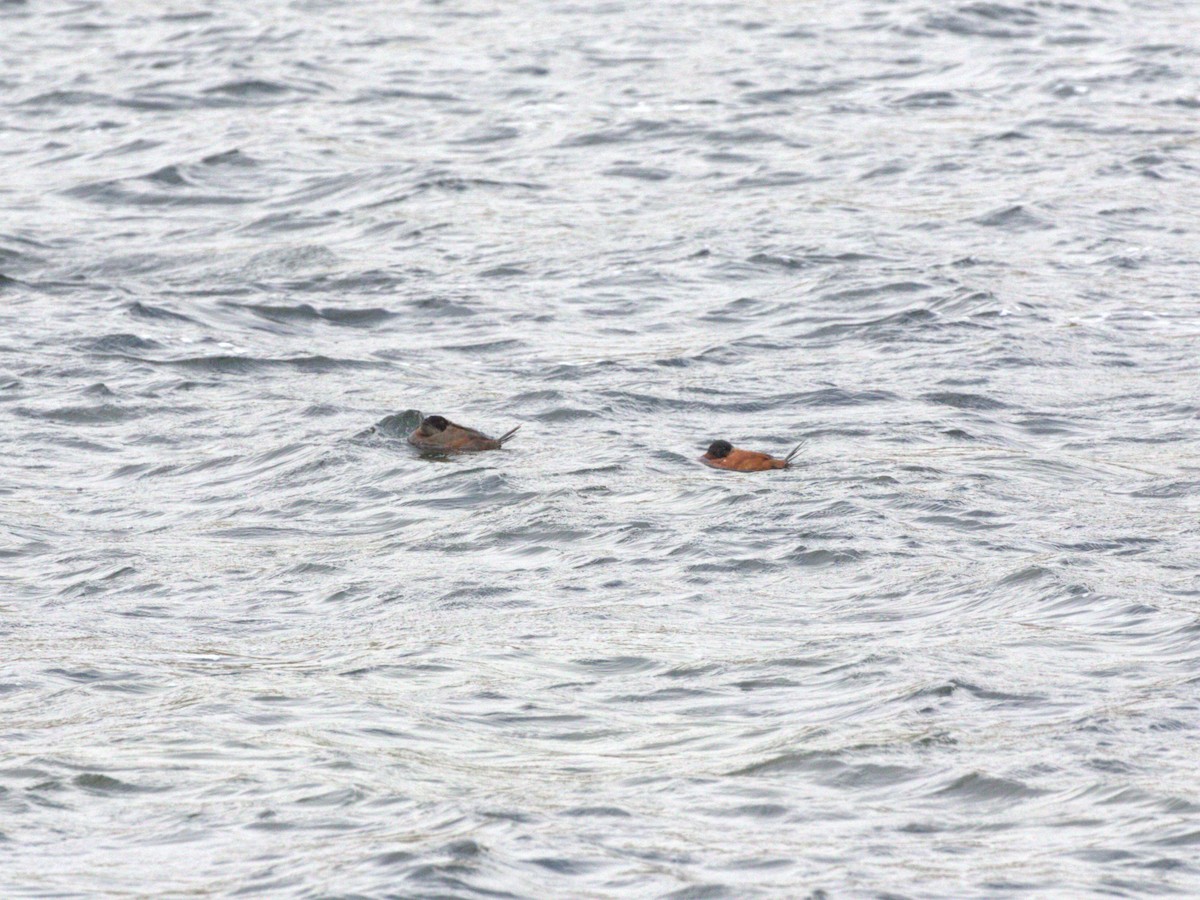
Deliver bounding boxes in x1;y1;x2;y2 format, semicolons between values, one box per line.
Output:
700;439;803;472
407;415;520;453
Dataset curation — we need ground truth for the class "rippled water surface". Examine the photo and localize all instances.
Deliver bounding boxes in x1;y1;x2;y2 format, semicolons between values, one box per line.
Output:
3;0;1200;895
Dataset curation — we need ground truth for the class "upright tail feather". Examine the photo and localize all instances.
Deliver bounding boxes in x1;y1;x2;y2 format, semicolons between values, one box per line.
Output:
497;425;521;445
783;440;806;465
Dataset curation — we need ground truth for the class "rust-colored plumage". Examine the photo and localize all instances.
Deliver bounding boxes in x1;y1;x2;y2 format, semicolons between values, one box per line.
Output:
408;415;519;453
699;439;803;472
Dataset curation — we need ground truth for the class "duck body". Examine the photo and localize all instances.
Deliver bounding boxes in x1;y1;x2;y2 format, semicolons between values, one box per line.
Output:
407;415;519;453
699;439;802;472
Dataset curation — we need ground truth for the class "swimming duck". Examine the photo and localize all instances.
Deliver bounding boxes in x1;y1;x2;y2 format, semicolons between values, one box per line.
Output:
699;439;803;472
407;414;519;453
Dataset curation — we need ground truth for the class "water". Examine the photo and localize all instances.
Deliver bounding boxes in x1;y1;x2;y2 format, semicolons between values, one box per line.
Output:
3;0;1199;895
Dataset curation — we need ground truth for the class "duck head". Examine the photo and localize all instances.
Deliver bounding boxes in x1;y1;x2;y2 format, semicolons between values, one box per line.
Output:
417;415;450;437
704;440;733;459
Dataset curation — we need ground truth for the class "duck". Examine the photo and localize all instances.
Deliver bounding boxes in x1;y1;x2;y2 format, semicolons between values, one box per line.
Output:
699;439;803;472
407;414;519;453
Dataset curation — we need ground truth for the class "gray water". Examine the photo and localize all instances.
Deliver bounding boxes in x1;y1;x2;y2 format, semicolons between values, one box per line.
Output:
3;0;1199;896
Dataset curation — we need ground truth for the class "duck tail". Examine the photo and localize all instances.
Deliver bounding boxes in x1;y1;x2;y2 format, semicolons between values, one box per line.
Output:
783;440;806;466
497;425;521;445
